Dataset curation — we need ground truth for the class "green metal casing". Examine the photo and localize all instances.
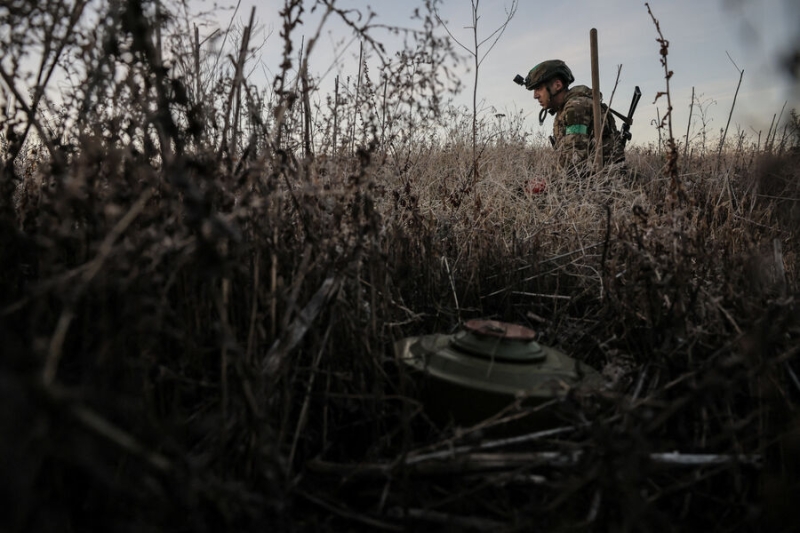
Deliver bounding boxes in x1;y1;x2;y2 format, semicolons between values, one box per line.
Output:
395;320;603;429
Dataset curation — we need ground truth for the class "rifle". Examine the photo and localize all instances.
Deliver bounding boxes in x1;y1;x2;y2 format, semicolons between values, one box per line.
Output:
608;86;642;147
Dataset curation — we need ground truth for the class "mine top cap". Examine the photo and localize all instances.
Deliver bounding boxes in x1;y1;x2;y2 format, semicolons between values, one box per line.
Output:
463;319;537;342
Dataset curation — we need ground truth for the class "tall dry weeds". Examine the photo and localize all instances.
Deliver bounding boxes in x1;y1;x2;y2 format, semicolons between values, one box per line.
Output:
1;1;798;532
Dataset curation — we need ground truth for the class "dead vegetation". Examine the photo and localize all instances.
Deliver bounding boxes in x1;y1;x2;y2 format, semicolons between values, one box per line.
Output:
1;1;799;532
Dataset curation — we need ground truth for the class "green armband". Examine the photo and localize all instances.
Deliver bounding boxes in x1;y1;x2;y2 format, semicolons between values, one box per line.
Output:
565;124;588;135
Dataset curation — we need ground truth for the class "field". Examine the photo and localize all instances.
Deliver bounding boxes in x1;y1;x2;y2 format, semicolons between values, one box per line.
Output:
1;1;799;531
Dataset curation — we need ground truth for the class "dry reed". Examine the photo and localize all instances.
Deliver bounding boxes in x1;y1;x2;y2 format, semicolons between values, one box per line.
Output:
1;1;798;531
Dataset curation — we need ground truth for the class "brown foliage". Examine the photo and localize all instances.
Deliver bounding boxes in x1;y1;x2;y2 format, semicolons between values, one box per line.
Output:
1;1;798;531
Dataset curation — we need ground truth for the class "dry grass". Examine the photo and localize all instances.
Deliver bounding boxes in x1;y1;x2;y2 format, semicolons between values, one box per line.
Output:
1;1;799;531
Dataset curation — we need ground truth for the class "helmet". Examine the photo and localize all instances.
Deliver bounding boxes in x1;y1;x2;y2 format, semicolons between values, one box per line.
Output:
524;60;574;90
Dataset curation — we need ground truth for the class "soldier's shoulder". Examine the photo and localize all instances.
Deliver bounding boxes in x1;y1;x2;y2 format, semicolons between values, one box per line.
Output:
561;94;593;125
564;86;593;109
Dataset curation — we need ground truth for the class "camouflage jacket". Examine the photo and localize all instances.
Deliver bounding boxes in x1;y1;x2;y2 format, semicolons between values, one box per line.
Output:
551;85;625;174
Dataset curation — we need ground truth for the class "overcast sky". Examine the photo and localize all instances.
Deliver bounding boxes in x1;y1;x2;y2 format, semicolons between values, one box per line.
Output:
195;0;799;146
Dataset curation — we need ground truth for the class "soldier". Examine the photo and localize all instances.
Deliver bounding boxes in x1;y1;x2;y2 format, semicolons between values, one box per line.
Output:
523;60;625;176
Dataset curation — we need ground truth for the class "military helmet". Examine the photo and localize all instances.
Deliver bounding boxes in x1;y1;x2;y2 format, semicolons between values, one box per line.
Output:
524;60;574;90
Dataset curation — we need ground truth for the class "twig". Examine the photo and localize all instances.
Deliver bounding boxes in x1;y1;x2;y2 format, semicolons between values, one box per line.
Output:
1;0;89;165
586;489;602;523
43;187;155;386
0;65;60;165
684;86;695;159
83;187;156;285
217;277;231;421
309;450;762;478
511;291;571;300
219;6;255;161
349;41;363;157
43;309;75;386
717;52;744;169
262;275;341;379
765;113;777;153
767;101;788;152
600;203;612;277
785;362;800;394
701;287;742;334
193;25;201;101
772;238;787;298
297;490;403;532
209;0;242;83
66;400;172;473
631;362;650;401
399;507;505;532
435;0;518;182
289;322;333;469
646;3;683;202
648;452;761;467
486;243;603;280
441;256;461;320
406;424;582;465
246;248;260;364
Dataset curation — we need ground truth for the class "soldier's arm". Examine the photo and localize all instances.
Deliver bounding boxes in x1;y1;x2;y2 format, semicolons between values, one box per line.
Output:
555;100;592;171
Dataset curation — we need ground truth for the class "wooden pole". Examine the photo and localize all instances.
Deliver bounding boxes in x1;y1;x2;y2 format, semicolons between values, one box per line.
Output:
590;28;603;172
